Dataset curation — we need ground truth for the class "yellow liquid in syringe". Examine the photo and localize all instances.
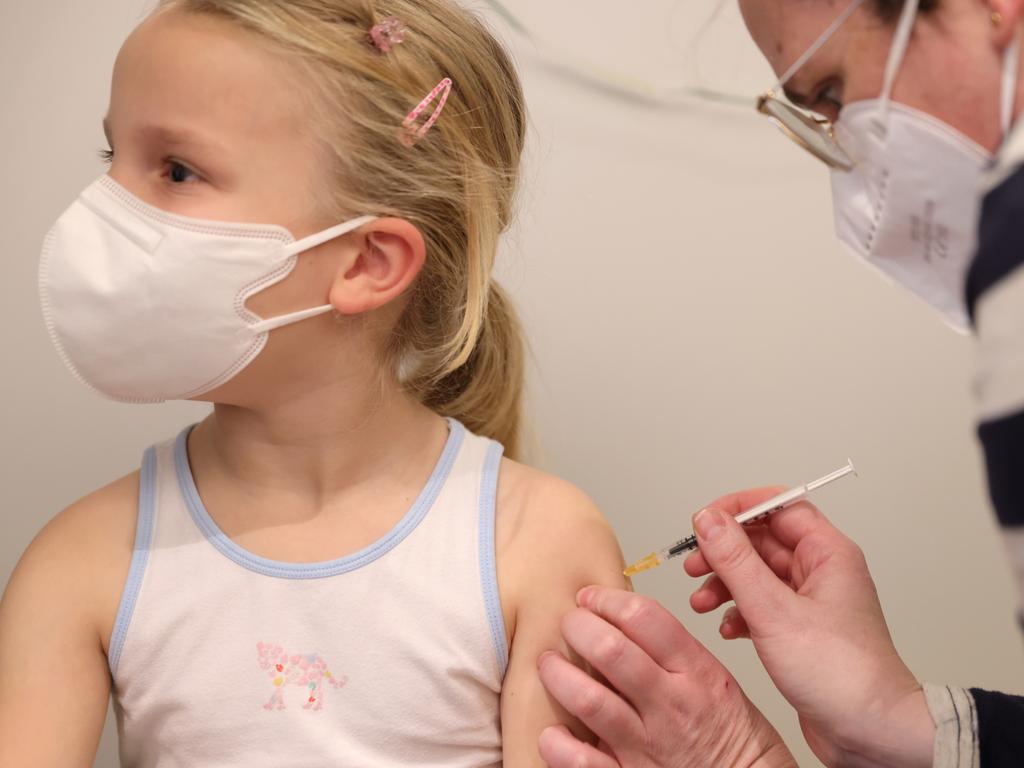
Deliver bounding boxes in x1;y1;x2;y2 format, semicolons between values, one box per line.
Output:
623;552;662;577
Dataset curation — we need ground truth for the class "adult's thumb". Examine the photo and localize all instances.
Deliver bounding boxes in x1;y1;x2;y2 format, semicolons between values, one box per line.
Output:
693;506;790;626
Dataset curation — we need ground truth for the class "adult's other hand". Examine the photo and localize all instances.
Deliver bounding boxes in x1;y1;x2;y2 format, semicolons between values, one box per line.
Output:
537;588;796;768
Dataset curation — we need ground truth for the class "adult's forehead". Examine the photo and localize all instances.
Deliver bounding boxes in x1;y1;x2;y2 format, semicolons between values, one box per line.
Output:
739;0;846;77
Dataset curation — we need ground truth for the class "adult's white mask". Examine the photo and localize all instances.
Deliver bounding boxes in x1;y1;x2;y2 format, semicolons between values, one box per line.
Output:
39;174;376;403
781;0;1019;332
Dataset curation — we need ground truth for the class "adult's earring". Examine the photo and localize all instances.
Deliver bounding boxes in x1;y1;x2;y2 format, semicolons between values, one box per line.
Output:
992;10;1003;26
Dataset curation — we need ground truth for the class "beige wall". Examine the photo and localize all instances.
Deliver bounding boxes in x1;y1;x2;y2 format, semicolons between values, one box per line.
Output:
2;1;1021;766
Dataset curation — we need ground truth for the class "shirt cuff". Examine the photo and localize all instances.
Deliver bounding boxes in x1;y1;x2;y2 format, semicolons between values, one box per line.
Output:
924;683;979;768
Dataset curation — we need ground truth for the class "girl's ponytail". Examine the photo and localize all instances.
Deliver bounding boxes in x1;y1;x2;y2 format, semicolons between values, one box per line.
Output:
418;282;523;459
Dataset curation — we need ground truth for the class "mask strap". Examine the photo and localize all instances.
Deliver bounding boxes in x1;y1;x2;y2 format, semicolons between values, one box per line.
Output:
251;304;336;334
775;0;866;90
877;0;921;122
252;214;378;334
283;215;378;257
1002;38;1020;136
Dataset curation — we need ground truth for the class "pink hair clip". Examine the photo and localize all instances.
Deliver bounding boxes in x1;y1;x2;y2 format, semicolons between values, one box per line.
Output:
369;16;408;53
401;77;453;147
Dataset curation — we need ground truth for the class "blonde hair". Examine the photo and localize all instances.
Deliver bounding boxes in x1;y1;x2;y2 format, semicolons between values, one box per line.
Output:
158;0;527;458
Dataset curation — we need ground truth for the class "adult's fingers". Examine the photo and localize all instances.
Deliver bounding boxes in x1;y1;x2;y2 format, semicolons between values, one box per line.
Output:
560;608;667;710
719;606;751;640
539;725;620;768
682;488;786;577
691;507;793;628
764;501;836;550
686;526;794;583
537;650;644;746
576;587;708;675
688;493;830;557
689;574;732;614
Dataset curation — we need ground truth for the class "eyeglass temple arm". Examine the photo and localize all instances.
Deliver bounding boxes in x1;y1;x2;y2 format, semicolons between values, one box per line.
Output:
772;0;867;92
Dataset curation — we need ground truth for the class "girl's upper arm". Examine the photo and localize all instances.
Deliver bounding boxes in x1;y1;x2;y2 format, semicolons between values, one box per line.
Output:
496;464;628;767
0;475;137;767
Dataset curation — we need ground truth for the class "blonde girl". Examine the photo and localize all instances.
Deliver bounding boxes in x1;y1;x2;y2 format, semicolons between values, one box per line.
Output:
0;1;626;764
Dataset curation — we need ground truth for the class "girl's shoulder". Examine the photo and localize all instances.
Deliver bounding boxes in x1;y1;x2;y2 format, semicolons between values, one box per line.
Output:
0;473;139;760
10;471;140;657
493;457;626;639
494;458;618;559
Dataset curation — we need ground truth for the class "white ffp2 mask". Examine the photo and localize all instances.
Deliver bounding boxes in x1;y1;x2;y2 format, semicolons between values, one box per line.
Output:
39;174;376;403
829;0;1018;333
831;101;992;332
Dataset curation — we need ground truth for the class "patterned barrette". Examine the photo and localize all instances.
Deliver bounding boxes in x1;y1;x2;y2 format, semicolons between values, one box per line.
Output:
401;77;453;147
369;16;409;54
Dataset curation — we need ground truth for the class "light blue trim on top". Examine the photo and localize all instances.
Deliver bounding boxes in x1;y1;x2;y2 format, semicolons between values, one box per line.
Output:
479;440;509;678
174;419;466;580
108;445;158;677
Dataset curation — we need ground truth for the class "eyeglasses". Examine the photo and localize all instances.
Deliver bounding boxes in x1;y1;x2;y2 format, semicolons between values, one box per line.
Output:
755;0;867;171
756;91;853;170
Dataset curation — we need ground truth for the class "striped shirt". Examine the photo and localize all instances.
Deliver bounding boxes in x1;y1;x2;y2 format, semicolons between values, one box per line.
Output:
926;120;1024;768
968;122;1024;619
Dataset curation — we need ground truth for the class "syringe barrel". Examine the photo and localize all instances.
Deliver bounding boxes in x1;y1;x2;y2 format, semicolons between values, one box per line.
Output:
734;487;808;526
664;535;699;559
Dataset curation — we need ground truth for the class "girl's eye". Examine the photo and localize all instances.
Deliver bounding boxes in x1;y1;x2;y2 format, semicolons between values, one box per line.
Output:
94;150;201;185
165;160;201;185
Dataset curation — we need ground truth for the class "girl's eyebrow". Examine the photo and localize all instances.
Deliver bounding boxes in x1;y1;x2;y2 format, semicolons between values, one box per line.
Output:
102;116;227;155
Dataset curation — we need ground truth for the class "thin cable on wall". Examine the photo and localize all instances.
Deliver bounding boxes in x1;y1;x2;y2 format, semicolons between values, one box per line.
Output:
479;0;750;110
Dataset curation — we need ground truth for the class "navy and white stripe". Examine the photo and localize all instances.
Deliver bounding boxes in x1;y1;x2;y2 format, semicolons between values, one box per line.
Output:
939;124;1024;768
970;150;1024;610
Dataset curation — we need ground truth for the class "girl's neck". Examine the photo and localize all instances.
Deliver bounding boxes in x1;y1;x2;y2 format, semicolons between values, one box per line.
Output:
190;371;446;503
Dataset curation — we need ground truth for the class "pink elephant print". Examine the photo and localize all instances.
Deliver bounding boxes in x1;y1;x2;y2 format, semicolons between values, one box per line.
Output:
257;642;348;711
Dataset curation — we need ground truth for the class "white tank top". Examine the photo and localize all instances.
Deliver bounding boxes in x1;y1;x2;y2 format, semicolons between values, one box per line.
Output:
108;419;507;767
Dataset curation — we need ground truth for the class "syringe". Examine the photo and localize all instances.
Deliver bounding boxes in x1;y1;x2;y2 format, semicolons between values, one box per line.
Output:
624;460;858;577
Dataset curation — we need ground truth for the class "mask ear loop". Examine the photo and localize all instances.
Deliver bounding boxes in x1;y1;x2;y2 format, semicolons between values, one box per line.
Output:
876;0;921;127
1002;38;1020;136
283;215;378;258
250;304;339;334
249;215;379;334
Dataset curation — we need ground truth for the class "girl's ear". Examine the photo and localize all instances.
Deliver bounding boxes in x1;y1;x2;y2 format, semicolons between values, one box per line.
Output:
329;218;426;315
992;0;1024;48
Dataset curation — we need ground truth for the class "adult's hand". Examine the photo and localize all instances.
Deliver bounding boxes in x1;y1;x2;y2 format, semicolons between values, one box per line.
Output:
685;491;935;768
537;588;797;768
